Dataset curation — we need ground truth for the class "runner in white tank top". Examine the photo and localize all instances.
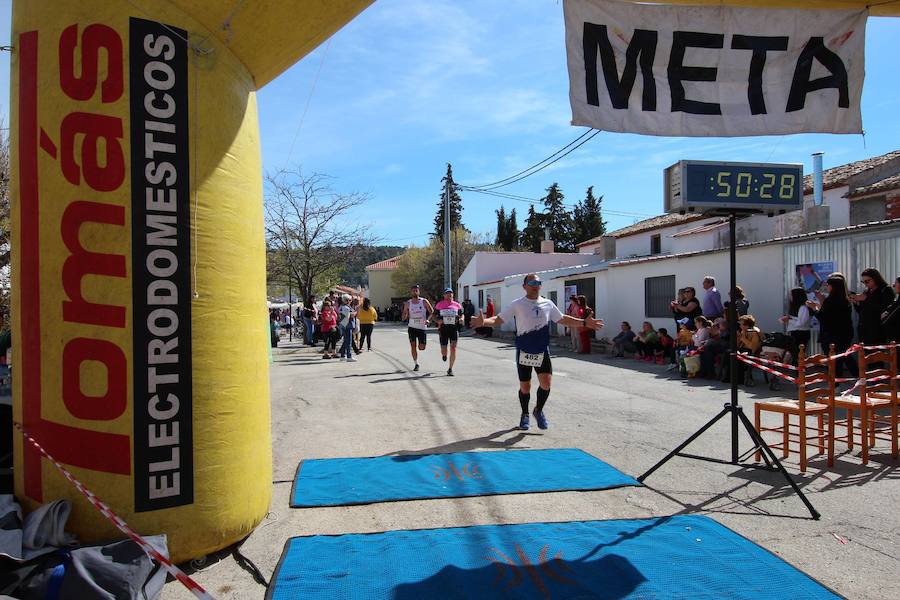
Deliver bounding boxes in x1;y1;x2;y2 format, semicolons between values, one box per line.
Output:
400;284;434;371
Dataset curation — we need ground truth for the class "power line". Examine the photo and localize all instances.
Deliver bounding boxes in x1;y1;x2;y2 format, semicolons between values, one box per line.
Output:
461;129;602;191
463;128;595;190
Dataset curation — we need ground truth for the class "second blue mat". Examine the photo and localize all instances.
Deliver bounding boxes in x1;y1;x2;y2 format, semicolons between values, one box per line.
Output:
268;515;841;599
290;448;638;507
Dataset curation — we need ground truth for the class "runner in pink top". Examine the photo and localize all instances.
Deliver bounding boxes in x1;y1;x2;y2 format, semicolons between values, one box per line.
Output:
432;288;464;376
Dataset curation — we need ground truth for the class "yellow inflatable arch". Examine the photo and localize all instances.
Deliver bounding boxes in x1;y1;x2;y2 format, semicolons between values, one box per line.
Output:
9;0;895;562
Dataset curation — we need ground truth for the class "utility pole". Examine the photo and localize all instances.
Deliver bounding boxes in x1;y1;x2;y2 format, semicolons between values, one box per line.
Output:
444;175;452;291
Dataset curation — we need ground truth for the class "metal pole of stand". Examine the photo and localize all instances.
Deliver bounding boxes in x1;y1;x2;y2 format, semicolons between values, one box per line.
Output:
729;213;738;463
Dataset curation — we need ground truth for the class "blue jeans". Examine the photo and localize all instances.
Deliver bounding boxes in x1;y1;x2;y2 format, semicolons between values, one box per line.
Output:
303;317;315;345
339;325;353;358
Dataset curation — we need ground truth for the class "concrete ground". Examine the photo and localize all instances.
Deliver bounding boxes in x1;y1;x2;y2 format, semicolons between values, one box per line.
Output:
163;324;899;599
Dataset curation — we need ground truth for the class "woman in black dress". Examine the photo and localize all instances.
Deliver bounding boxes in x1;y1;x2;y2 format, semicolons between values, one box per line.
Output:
852;268;896;346
807;274;857;378
671;287;702;330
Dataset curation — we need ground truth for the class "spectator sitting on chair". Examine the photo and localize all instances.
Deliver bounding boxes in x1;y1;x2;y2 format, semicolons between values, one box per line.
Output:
633;321;659;361
611;321;636;357
657;327;675;365
736;314;764;385
702;317;729;380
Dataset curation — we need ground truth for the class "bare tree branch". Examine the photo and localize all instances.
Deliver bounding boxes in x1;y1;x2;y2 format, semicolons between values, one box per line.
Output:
264;168;378;300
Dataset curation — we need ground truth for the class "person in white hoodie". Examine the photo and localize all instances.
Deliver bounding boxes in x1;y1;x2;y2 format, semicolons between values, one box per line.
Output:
780;287;812;356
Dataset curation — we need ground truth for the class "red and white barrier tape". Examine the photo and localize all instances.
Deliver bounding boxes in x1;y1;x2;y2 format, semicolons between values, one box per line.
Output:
829;342;899;360
13;422;216;600
736;353;797;383
743;354;798;371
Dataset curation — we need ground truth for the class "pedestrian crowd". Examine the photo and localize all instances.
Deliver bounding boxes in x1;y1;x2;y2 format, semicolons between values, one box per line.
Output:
605;269;900;386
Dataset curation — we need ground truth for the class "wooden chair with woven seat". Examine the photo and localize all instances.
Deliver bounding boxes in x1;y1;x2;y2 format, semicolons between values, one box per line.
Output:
831;345;898;465
754;345;835;472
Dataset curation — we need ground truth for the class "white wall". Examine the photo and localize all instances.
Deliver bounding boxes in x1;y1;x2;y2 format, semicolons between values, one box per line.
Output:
599;243;786;338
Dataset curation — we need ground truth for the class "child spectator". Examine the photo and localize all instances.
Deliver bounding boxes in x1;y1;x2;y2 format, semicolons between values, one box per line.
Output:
657;327;675;365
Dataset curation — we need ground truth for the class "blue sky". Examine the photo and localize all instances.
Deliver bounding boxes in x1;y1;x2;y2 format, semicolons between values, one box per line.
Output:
2;1;898;246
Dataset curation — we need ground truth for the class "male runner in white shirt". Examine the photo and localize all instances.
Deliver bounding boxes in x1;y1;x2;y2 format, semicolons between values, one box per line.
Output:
400;284;434;371
472;274;603;430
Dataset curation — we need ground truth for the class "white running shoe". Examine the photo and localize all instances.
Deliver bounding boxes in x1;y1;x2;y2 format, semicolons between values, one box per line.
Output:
347;356;357;362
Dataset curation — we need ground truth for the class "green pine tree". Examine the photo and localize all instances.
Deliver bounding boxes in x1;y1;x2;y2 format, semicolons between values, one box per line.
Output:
505;207;520;251
433;163;465;238
573;186;607;245
519;204;546;253
495;205;508;248
542;182;575;252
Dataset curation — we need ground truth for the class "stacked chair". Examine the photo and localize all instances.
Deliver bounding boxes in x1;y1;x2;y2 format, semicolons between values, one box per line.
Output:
831;345;898;465
754;345;835;473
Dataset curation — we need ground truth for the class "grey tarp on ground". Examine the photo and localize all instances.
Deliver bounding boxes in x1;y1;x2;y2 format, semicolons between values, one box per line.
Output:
0;495;76;561
0;495;167;599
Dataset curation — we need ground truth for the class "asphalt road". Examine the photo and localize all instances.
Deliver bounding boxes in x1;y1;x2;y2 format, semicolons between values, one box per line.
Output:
163;323;899;599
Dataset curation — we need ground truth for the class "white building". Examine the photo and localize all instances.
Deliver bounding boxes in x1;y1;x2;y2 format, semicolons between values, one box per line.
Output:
457;250;605;312
458;150;900;343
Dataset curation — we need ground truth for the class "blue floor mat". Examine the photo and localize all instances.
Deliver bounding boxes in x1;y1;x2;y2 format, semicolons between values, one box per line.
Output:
290;448;639;507
268;514;841;600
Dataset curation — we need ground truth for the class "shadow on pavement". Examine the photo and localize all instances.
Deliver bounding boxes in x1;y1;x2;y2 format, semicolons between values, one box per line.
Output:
380;428;535;457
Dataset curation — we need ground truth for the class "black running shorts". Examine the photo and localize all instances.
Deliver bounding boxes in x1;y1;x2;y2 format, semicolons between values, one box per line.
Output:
438;325;459;346
407;327;427;345
516;351;552;382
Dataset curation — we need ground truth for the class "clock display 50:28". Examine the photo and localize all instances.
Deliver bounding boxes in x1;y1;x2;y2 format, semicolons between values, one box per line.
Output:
709;170;796;201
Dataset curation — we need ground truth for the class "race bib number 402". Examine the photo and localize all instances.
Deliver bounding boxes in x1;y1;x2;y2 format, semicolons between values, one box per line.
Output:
519;352;545;367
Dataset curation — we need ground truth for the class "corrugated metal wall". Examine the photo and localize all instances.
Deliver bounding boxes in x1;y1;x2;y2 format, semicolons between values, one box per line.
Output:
782;238;854;299
856;236;900;284
784;230;900;350
784;231;900;294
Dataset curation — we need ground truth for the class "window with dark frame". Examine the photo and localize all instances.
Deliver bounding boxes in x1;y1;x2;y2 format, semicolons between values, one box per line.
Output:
650;234;661;255
645;275;676;318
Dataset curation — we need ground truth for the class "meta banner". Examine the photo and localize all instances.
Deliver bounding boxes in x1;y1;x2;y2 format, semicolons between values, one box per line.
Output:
129;17;193;511
563;0;866;136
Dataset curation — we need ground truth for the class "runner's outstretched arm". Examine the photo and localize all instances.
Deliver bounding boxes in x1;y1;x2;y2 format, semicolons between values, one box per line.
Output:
471;310;504;329
400;301;409;322
557;314;604;331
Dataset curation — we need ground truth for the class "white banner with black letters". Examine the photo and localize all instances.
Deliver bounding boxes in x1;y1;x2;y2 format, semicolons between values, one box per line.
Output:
564;0;866;136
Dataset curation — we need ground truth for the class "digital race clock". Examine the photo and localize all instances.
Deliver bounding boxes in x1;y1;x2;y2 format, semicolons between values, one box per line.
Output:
664;160;803;215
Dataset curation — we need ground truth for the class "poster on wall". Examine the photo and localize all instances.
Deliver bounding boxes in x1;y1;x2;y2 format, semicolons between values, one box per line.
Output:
565;285;578;300
796;262;836;301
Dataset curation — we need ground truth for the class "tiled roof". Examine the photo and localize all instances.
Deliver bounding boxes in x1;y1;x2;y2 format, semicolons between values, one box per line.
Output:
577;213;707;246
803;150;900;193
365;255;402;270
847;173;900;198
